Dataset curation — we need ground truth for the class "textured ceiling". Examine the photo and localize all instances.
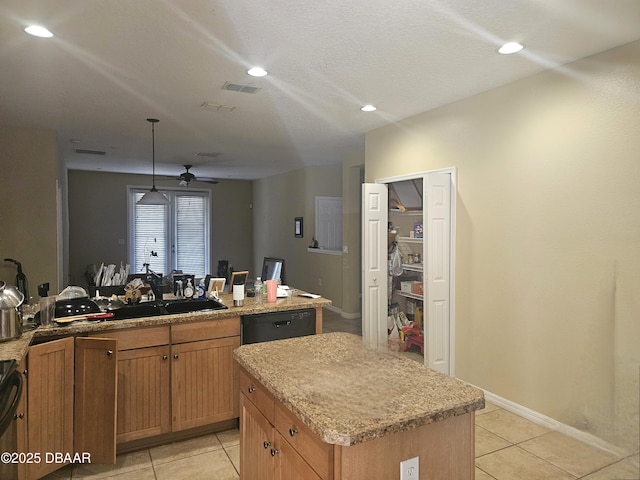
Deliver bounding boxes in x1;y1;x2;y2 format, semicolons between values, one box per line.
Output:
1;0;639;182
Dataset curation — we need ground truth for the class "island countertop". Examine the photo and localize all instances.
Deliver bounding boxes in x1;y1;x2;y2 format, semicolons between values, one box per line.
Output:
233;332;485;447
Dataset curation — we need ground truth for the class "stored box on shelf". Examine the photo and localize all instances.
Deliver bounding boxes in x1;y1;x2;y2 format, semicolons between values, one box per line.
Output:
400;281;422;294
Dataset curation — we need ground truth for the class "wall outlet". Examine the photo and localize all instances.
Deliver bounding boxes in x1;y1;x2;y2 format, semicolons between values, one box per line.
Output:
400;456;419;480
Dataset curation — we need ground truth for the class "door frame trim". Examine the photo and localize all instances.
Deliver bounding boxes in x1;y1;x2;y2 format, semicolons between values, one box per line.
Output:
375;167;457;376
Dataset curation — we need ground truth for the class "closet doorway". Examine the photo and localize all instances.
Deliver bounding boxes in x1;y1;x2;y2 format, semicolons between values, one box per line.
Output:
362;168;455;375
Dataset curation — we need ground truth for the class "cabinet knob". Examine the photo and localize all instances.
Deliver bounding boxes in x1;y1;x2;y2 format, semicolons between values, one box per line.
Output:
162;355;168;360
247;386;255;393
15;413;24;420
270;448;278;457
289;427;298;437
22;369;27;376
263;441;271;449
174;354;179;359
106;350;113;356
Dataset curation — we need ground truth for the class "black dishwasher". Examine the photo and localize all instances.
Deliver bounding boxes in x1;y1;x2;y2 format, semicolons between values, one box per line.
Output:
241;308;316;344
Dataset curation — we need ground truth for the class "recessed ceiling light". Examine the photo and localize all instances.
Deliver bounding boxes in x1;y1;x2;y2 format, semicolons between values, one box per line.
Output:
24;25;54;38
498;42;524;55
361;105;377;112
247;67;268;77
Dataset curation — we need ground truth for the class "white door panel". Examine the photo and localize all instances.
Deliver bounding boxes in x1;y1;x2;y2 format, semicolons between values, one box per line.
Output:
425;173;451;374
361;183;388;348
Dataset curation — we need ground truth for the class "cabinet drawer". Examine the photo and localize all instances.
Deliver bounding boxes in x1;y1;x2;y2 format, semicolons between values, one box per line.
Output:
89;325;170;350
274;399;333;480
171;316;240;343
239;368;274;423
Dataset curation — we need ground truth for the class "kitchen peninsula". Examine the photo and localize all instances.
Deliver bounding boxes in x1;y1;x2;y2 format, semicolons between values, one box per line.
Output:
235;332;485;479
0;291;330;480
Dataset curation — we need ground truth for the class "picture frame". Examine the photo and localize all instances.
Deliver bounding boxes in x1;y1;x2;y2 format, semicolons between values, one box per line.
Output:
229;271;249;291
294;217;303;238
206;277;226;296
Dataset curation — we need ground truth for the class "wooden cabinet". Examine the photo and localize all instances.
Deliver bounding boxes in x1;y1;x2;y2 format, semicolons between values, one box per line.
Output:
24;336;117;479
92;317;240;445
26;337;75;479
74;337;118;463
90;326;171;444
171;317;240;432
240;395;275;480
116;345;171;442
240;368;326;480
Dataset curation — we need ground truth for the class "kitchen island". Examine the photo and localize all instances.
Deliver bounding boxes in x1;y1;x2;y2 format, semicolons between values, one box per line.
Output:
234;332;484;479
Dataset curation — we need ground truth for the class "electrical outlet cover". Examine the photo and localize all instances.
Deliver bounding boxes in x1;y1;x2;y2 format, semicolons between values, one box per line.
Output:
400;456;419;480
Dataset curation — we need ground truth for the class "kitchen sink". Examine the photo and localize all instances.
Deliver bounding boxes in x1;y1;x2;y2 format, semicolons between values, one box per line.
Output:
110;303;166;320
162;298;227;314
108;298;227;320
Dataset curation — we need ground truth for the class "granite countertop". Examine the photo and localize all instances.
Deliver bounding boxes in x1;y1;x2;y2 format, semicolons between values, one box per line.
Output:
0;290;330;362
234;332;485;447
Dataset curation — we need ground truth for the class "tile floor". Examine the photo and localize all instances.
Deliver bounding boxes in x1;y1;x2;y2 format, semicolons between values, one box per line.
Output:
42;309;639;479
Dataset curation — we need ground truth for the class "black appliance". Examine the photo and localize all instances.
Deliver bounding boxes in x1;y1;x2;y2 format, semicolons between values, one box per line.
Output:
0;360;22;436
241;308;315;345
0;359;24;479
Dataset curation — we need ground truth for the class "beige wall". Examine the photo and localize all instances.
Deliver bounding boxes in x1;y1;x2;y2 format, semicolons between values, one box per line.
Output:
365;41;640;450
0;126;61;296
67;170;253;286
342;149;364;315
253;165;344;308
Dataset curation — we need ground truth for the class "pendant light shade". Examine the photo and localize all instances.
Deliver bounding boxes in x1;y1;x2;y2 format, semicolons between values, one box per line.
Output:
137;118;169;205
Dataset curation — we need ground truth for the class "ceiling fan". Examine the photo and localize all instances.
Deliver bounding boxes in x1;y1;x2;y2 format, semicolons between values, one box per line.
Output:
176;165;219;186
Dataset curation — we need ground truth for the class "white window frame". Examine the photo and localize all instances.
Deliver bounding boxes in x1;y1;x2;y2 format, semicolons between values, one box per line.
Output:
127;186;210;278
314;196;343;253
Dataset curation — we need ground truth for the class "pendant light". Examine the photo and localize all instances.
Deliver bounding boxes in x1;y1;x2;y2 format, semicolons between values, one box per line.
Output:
137;118;170;205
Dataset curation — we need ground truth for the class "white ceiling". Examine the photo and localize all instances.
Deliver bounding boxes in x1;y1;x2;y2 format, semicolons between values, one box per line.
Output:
1;0;639;182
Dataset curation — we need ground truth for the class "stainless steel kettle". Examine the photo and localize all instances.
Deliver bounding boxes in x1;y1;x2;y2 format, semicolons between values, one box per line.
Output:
0;281;24;341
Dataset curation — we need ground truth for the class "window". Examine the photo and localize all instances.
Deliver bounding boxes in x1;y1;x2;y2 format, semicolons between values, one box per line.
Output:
128;188;210;278
315;196;342;251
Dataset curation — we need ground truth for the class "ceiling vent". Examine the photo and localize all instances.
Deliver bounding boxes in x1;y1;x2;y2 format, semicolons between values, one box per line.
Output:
222;82;260;94
200;102;236;112
75;149;106;155
194;152;223;158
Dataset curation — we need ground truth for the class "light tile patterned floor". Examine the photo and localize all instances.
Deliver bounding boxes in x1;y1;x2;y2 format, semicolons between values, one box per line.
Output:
42;309;639;479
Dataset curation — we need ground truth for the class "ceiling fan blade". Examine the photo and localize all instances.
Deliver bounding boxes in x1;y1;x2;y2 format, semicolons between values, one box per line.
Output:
195;177;219;184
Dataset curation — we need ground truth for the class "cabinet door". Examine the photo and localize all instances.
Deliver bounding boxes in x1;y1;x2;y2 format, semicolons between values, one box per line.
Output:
116;345;171;443
240;395;274;480
275;431;322;480
74;337;117;463
171;336;240;431
27;337;74;480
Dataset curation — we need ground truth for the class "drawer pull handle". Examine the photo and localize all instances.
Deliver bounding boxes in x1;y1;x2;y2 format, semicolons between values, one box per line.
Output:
174;354;179;359
247;386;255;393
107;350;113;356
270;448;278;457
263;441;271;449
162;355;168;360
15;413;24;420
289;427;298;437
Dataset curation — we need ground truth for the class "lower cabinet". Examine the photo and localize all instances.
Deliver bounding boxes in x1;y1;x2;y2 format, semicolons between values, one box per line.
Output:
92;326;172;444
240;368;325;480
171;335;240;431
91;317;240;446
24;336;117;480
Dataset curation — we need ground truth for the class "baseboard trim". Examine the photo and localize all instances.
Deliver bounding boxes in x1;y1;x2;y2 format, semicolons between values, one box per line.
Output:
482;390;629;457
323;305;361;320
